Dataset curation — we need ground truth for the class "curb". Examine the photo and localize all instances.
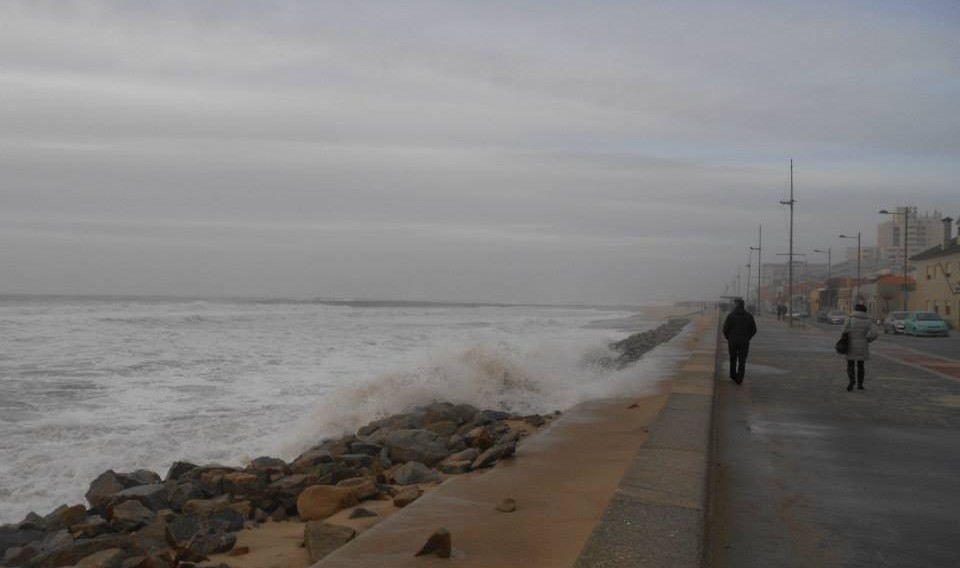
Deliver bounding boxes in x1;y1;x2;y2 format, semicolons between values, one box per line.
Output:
574;316;719;568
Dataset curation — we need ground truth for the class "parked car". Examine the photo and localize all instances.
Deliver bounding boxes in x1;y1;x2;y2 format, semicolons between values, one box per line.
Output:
827;310;846;325
816;309;830;323
882;311;910;334
903;311;950;337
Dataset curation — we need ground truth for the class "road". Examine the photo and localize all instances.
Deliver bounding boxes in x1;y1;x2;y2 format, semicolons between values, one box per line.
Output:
708;316;960;568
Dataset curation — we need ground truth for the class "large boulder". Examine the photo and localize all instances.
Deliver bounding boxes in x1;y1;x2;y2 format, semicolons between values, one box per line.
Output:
85;471;159;509
384;430;450;466
221;472;261;496
41;505;87;533
180;495;231;516
335;477;378;501
296;486;358;521
392;486;422;508
421;403;460;426
424;421;458;437
106;485;170;512
109;501;155;532
390;462;441;486
303;522;355;563
290;449;333;474
164;461;198;482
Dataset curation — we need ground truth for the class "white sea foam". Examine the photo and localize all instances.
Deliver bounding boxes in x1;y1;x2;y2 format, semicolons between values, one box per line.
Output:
0;297;687;523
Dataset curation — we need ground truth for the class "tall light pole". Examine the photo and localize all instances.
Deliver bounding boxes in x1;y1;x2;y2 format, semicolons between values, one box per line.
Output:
879;208;910;310
839;232;861;309
813;247;832;307
750;225;762;313
746;249;752;309
779;160;796;326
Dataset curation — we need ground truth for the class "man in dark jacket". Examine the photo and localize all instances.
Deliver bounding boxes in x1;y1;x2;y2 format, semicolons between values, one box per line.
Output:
723;298;758;384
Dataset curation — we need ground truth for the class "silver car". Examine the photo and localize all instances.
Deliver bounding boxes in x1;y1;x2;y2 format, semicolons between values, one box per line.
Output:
827;310;846;325
882;311;910;334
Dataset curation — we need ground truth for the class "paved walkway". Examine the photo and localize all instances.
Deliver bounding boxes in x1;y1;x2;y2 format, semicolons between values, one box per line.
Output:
708;317;960;568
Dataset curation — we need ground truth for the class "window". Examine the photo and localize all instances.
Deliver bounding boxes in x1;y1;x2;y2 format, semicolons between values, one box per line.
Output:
946;262;952;277
926;266;932;280
946;303;952;316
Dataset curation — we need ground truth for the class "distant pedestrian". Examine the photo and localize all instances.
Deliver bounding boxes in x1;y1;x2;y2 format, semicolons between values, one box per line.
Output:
840;304;878;391
723;298;757;384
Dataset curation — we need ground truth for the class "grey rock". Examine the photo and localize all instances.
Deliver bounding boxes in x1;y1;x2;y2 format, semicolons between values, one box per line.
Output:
391;462;441;486
85;471;147;509
347;442;382;456
107;484;170;512
16;513;45;532
421;402;460;426
290;449;333;473
445;448;480;463
168;482;205;512
303;522;355;563
4;545;38;567
452;403;479;425
70;515;109;539
424;421;458;437
22;534;131;568
474;409;510;425
248;456;287;472
109;501;154;532
384;429;450;466
208;508;245;533
164;461;198;482
0;527;45;557
336;454;373;468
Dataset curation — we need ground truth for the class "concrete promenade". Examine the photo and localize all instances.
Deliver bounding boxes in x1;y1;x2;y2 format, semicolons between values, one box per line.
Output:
707;316;960;568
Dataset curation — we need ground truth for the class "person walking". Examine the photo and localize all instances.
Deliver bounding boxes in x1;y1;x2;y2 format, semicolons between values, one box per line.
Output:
723;298;757;384
841;303;878;391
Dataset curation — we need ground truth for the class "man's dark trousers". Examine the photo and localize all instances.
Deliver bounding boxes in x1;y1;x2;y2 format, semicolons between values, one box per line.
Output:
728;340;749;384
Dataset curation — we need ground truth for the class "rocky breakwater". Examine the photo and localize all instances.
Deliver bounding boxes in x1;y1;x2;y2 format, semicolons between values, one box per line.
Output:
1;402;556;568
605;318;690;368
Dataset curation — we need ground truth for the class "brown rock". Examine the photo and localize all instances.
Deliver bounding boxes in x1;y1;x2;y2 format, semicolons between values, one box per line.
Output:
303;522;355;563
222;472;260;496
74;548;125;568
43;504;88;533
181;495;231;516
227;545;250;557
110;500;155;532
348;507;378;519
296;486;358;521
414;528;451;558
336;477;378;501
495;498;517;513
392;486;422;508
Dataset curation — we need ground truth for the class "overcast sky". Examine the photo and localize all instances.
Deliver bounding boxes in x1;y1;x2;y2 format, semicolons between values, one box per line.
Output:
1;1;958;304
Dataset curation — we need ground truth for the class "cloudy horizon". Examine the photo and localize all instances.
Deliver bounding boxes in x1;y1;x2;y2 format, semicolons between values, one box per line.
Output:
2;1;958;304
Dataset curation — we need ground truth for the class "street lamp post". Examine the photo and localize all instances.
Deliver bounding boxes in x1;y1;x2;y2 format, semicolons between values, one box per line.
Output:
879;208;910;311
813;247;832;307
839;232;861;309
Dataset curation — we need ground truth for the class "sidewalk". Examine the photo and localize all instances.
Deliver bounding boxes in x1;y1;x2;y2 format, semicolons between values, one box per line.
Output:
707;317;960;568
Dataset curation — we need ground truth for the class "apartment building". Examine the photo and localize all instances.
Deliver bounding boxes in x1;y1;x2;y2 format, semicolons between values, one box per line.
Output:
910;217;960;329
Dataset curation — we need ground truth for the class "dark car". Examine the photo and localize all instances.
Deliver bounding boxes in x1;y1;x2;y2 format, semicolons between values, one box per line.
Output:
816;308;830;323
827;310;846;325
882;311;910;334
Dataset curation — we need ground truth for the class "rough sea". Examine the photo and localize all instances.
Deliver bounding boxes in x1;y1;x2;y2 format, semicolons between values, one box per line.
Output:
0;295;688;524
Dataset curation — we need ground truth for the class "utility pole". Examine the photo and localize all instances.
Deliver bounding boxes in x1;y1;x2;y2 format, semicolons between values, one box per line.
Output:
750;225;762;313
746;249;752;308
779;160;796;326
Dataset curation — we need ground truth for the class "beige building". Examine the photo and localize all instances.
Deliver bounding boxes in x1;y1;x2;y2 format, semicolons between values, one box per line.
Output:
877;207;946;270
910;217;960;329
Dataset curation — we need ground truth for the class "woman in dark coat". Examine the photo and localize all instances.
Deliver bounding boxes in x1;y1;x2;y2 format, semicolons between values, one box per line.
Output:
841;304;878;391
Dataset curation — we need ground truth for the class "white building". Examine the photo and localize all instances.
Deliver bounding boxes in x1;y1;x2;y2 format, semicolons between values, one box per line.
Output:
877;207;946;269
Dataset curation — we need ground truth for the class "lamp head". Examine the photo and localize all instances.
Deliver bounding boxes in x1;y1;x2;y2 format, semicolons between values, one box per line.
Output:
879;209;890;214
